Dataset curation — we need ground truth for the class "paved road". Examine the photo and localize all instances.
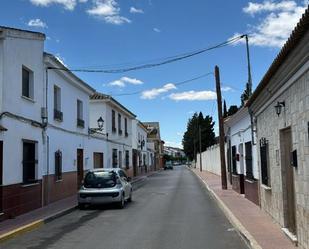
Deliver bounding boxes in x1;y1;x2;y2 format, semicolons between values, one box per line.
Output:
1;166;248;249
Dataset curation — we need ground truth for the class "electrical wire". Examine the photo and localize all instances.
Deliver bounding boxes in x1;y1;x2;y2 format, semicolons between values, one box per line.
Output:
110;72;214;97
48;35;246;74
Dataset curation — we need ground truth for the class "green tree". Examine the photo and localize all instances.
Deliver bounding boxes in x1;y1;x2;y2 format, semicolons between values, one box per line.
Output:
182;112;216;161
227;105;238;116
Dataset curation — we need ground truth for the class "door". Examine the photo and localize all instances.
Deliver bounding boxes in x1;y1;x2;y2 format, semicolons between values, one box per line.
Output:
77;149;84;189
0;141;3;213
232;146;237;174
93;152;103;168
238;144;245;194
245;142;253;179
133;150;137;177
280;128;297;234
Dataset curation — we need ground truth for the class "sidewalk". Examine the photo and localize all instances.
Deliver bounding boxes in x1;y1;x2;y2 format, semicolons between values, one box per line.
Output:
0;169;161;242
191;168;298;249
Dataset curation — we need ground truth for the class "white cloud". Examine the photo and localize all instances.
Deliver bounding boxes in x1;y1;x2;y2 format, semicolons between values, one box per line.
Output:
231;1;308;48
153;27;161;32
169;90;217;101
165;141;183;149
141;83;176;99
29;0;77;10
130;6;144;14
221;86;233;92
27;18;47;28
243;0;297;15
109;76;143;87
87;0;131;25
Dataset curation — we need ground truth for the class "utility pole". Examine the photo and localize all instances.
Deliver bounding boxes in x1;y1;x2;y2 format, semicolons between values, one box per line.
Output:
245;35;253;96
215;65;227;190
199;125;202;172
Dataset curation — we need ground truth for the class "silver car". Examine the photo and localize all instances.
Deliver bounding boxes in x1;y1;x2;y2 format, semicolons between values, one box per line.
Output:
78;168;133;209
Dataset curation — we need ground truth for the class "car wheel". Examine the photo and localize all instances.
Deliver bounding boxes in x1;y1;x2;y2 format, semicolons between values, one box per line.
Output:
128;190;133;202
117;194;125;209
78;203;85;210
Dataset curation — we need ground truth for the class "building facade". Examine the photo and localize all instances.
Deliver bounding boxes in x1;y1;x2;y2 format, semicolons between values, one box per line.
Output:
248;9;309;248
225;107;259;205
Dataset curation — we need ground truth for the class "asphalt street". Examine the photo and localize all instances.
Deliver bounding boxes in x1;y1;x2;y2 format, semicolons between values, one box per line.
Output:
1;166;248;249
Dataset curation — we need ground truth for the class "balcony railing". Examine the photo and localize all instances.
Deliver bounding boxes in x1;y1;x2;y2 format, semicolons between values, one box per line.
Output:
54;109;63;122
77;118;85;128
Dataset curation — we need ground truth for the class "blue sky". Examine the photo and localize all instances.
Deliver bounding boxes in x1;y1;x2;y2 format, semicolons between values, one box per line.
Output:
1;0;308;148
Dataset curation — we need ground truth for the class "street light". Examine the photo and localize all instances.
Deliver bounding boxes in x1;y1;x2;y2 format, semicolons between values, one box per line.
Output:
97;116;104;129
274;101;285;116
89;116;108;137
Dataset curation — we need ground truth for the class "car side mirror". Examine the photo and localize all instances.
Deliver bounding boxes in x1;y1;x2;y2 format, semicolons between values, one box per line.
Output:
127;177;132;182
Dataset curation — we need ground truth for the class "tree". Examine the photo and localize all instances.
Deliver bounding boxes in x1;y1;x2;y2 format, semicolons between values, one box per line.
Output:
227;105;238;116
182;112;216;161
241;82;251;106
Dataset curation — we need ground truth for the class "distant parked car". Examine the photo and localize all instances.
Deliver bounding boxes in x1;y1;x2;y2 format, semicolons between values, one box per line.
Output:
164;161;174;170
78;168;132;209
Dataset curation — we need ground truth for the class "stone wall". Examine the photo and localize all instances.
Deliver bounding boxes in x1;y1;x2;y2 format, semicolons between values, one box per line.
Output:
256;69;309;249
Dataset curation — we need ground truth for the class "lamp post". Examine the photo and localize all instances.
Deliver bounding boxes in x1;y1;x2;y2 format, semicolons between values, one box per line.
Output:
274;101;285;116
88;116;108;137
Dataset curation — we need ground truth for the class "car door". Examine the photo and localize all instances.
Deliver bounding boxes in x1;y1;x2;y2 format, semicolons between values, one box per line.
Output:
118;170;130;198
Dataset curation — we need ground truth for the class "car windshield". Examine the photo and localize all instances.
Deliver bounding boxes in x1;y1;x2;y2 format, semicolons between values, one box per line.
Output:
84;171;117;188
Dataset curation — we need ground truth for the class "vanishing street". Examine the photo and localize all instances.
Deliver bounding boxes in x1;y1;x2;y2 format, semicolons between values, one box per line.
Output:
1;166;248;249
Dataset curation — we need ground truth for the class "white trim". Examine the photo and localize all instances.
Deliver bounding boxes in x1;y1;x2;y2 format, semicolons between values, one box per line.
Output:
282;228;298;244
261;184;271;191
254;60;309;116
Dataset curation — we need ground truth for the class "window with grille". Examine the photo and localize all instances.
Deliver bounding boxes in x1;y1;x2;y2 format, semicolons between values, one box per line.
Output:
125;118;128;136
22;66;34;99
22;141;38;184
112;149;117;168
77;100;84;128
118;113;122;135
112;110;116;132
125;150;129;169
55;150;62;180
245;142;254;180
54;86;63;121
260;138;270;186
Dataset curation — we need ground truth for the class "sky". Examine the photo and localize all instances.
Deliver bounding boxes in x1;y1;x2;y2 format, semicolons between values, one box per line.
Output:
0;0;308;148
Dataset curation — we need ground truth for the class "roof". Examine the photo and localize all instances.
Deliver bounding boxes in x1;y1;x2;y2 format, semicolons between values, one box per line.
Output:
44;52;95;94
0;26;45;37
247;6;309;106
91;92;137;118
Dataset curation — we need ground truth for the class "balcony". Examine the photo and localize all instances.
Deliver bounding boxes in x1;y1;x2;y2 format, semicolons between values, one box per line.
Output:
77;118;85;128
54;109;63;122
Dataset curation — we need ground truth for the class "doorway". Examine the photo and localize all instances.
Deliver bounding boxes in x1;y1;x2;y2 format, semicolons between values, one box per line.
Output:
93;152;103;168
280;127;296;235
77;149;84;189
133;149;137;177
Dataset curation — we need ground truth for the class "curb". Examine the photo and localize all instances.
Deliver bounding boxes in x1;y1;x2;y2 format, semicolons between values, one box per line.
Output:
191;169;263;249
0;205;77;243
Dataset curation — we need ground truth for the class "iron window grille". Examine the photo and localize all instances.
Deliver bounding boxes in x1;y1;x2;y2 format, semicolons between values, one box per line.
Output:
55;150;62;181
260;137;270;186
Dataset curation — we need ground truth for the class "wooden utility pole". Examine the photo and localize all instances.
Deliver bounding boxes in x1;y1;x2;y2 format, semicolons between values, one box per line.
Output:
199;125;202;172
215;65;227;190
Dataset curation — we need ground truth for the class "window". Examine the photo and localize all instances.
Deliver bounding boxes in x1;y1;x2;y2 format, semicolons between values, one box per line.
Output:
22;66;34;99
55;150;62;180
22;141;37;184
125;150;129;169
54;86;63;121
260;138;270;186
112;110;116;132
125;118;128;137
112;149;117;168
119;151;122;168
77;100;84;128
93;152;103;168
118;113;122;135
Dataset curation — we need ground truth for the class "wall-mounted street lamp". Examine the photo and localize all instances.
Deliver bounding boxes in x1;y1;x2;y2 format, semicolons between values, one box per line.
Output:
89;116;108;138
274;101;285;116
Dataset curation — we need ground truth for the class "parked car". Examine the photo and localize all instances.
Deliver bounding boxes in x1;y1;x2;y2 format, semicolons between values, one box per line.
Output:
78;168;133;209
164;161;174;170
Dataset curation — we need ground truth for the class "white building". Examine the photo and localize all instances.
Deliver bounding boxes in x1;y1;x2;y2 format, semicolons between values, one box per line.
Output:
0;27;46;219
43;53;95;205
132;120;150;176
89;93;136;177
224;107;259;205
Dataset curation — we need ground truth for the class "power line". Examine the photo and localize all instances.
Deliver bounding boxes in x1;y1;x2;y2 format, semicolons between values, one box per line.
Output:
48;35;246;74
110;72;214;97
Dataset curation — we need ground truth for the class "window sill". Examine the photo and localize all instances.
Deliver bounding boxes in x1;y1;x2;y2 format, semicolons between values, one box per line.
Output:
55;179;63;183
261;184;271;191
21;95;35;103
282;228;298;245
245;178;256;183
21;182;39;188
